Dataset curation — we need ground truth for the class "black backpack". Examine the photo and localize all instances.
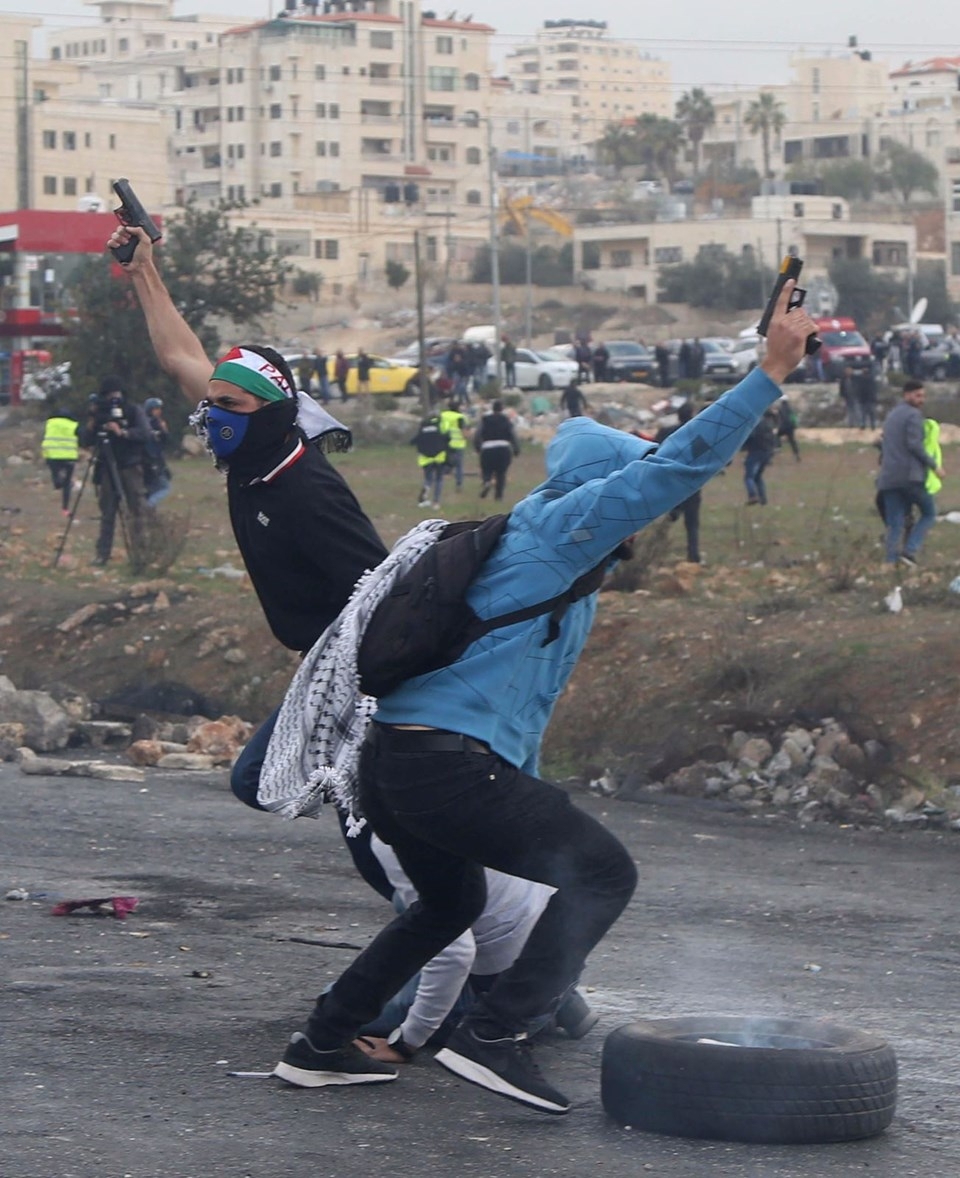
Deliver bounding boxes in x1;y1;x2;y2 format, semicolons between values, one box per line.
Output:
356;514;610;699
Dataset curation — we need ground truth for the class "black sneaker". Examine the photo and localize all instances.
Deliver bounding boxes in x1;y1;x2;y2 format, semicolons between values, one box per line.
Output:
273;1032;398;1088
554;990;599;1040
435;1024;570;1114
899;554;918;568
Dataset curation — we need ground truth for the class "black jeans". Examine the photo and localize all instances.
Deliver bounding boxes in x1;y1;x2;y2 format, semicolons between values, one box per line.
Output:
479;447;512;500
305;724;637;1046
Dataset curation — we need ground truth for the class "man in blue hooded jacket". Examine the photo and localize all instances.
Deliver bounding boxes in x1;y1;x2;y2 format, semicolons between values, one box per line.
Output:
273;284;818;1114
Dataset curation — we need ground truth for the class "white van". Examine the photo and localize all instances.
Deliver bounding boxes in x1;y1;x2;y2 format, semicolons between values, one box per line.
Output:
461;324;498;345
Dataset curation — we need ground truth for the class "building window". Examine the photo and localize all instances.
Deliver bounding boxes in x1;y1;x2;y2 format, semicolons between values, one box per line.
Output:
654;246;682;264
952;242;960;275
64;177;78;196
370;30;393;49
873;240;908;267
315;65;326;80
428;67;458;92
270;141;282;157
953;178;960;213
427;145;453;162
43;176;57;195
330;142;340;157
330;103;340;119
436;35;454;54
270;182;282;197
84;132;91;147
63;131;77;150
506;120;520;134
118;38;129;52
316;102;326;117
466;146;481;164
466;189;482;205
109;133;116;149
316;141;326;156
42;130;56;149
464;73;480;91
611;250;633;268
322;239;338;259
270;103;282;119
269;65;281;81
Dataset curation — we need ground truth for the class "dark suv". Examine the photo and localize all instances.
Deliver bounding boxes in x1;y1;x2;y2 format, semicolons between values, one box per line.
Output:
603;341;657;383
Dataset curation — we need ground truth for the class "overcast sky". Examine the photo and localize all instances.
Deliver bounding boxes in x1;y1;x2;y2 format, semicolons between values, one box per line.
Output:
5;0;960;91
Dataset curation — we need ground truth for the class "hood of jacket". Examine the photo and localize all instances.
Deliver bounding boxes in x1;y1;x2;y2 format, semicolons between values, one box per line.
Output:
540;416;655;494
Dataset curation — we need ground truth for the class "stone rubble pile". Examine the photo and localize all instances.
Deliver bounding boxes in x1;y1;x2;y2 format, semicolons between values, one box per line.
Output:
590;718;960;833
0;676;252;777
3;676;953;833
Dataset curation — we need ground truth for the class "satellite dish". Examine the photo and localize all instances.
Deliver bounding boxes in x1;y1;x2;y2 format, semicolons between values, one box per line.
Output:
909;297;928;324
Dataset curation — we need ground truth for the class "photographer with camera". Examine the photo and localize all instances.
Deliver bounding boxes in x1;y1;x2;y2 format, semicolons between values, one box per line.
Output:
80;376;150;566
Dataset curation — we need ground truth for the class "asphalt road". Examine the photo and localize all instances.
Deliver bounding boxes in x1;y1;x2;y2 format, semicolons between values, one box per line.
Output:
4;759;960;1178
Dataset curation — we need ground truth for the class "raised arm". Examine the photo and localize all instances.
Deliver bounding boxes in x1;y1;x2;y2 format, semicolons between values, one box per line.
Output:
106;225;213;406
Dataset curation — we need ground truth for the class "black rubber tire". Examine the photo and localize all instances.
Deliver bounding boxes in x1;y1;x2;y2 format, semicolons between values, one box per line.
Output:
538;373;554;390
601;1016;897;1144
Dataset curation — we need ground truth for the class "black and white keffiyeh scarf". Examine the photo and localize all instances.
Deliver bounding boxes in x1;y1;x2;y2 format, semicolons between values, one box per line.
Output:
256;518;448;825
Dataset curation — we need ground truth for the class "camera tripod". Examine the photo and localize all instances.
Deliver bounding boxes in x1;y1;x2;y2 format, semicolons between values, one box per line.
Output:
53;431;133;568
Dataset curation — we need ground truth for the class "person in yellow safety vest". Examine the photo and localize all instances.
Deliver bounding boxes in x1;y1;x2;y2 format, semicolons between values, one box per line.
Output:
41;409;80;514
924;416;942;498
438;396;470;491
411;412;449;509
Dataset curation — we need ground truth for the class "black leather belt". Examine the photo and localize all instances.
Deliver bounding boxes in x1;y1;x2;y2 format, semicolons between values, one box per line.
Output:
369;723;490;756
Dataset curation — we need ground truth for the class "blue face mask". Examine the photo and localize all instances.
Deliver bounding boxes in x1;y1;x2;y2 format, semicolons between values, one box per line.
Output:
202;403;252;458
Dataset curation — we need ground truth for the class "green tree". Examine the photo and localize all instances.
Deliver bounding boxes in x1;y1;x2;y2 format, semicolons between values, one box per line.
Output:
675;88;716;175
879;142;939;204
657;246;773;311
819;159;877;202
744;92;786;179
58;201;292;423
914;259;957;326
385;259;411;289
827;256;903;332
596;122;639;175
470;242;572;286
632;114;685;187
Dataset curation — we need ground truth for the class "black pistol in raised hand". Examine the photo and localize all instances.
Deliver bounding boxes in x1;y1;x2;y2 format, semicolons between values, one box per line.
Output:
110;179;163;264
757;254;821;355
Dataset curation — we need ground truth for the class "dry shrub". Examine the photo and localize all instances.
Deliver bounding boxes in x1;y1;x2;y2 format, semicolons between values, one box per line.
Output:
127;507;191;575
606;516;673;593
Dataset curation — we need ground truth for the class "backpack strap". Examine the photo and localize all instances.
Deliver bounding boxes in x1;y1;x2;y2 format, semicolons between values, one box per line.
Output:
461;554;611;649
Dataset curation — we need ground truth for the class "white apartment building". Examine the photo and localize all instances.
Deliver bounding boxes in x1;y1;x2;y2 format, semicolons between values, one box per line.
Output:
573;195;914;302
502;19;671;161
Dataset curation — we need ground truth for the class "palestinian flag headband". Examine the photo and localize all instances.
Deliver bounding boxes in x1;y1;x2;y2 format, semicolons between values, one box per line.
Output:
211;346;293;403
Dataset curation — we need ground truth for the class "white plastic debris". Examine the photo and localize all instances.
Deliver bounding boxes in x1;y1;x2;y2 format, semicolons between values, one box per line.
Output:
883;586;903;614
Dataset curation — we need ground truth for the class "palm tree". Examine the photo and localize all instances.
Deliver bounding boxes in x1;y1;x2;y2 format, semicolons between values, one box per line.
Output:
675;88;716;176
744;92;786;180
633;114;685;188
596;122;638;176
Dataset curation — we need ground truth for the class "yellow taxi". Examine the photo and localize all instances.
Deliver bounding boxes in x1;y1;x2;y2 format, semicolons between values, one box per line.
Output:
326;353;426;396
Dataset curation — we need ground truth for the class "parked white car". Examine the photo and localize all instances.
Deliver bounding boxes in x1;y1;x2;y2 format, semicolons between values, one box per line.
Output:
486;347;578;390
727;336;762;378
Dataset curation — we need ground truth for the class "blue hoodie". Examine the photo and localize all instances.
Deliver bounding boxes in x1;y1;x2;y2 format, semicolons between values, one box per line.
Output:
376;367;781;772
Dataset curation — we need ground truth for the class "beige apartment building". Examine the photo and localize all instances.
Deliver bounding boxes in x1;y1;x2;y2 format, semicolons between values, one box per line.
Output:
0;12;169;214
573;195;914;303
502;19;671;161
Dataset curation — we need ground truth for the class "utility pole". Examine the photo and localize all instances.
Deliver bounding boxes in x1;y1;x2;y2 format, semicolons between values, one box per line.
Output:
414;229;430;414
486;116;502;387
524;219;533;346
